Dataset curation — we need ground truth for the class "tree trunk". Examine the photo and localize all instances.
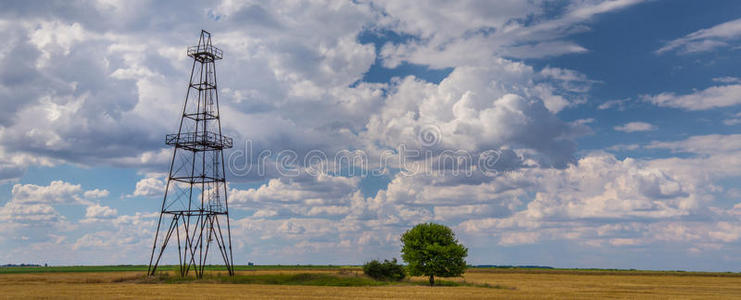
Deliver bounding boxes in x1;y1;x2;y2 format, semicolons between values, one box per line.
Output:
429;274;434;286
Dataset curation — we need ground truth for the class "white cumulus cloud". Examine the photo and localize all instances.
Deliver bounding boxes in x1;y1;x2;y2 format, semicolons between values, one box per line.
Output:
614;121;657;132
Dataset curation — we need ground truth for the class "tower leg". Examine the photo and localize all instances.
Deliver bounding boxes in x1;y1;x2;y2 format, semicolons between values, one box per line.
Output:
147;212;165;276
149;216;178;276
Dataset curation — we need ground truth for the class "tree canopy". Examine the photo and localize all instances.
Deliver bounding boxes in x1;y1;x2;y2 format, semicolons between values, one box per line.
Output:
400;223;468;286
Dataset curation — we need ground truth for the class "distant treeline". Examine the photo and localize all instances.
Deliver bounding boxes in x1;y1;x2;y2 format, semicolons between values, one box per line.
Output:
1;264;42;267
474;265;554;269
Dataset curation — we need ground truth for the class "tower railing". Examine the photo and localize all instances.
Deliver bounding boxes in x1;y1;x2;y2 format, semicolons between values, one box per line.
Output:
187;45;223;62
165;131;233;151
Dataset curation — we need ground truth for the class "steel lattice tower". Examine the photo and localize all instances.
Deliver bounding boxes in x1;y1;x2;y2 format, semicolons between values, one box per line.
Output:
148;30;234;278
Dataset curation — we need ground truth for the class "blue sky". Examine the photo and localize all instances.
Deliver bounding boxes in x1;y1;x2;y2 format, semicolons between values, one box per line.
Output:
1;0;741;271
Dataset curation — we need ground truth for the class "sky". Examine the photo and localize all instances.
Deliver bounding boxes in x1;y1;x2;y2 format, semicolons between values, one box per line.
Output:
1;0;741;271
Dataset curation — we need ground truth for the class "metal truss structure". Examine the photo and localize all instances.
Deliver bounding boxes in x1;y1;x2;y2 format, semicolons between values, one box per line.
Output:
148;30;234;278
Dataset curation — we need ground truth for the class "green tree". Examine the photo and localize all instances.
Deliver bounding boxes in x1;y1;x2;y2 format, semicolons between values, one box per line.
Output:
400;223;468;286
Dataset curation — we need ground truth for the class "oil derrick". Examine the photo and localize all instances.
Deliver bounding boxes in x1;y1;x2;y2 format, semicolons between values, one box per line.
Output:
148;30;234;278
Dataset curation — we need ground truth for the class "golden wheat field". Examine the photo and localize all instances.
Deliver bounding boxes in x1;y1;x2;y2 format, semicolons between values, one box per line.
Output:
2;268;741;299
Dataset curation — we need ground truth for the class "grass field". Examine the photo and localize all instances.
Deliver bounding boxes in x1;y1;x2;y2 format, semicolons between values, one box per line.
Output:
1;266;740;299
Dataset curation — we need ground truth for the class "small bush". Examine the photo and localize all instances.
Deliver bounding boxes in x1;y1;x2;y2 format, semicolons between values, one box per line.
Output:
362;258;406;281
